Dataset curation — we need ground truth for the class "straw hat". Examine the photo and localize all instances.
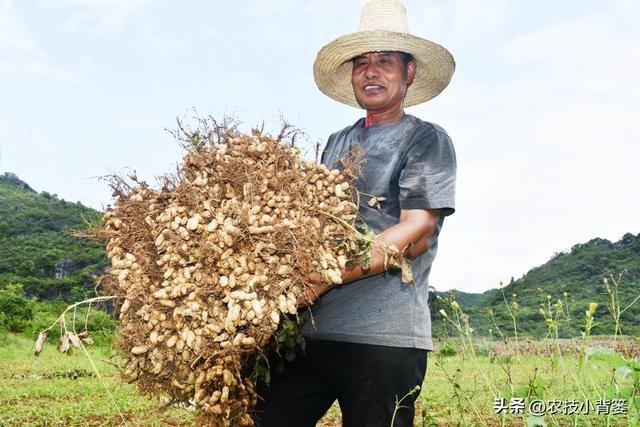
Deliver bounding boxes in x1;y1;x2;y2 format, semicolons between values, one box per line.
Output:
313;0;455;108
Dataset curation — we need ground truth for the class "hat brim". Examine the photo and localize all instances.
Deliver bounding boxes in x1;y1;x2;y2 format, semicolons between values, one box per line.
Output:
313;30;455;108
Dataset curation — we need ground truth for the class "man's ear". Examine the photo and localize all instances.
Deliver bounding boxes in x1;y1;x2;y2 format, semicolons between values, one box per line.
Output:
406;60;417;86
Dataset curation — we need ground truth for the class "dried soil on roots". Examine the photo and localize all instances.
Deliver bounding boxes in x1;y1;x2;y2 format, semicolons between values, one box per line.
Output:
94;121;362;426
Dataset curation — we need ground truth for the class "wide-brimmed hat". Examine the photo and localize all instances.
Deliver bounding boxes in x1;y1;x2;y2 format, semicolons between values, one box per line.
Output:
313;0;455;108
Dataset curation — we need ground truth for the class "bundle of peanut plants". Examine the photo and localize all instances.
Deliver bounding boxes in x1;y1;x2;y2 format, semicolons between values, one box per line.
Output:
61;119;370;425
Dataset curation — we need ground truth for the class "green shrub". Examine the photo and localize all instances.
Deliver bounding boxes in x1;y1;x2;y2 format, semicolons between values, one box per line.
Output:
438;343;458;357
0;328;9;346
0;283;35;332
28;300;116;347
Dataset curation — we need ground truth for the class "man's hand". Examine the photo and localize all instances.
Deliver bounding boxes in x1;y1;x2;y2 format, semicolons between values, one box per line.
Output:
297;272;331;307
342;208;441;283
298;282;332;307
298;208;441;307
400;209;441;259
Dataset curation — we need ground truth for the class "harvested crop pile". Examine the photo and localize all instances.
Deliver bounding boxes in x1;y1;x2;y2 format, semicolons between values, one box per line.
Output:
97;120;363;425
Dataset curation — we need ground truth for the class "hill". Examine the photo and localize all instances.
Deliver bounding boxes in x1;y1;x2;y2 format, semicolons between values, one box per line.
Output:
433;288;492;308
435;233;640;338
2;171;638;338
0;172;107;301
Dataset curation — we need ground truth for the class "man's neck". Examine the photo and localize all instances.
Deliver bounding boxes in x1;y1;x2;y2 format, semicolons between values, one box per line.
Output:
364;108;406;128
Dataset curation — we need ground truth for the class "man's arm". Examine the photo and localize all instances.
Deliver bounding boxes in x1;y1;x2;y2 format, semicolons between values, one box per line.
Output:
302;208;441;304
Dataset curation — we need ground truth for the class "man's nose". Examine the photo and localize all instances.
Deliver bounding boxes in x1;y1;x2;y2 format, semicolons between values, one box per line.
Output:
364;62;379;79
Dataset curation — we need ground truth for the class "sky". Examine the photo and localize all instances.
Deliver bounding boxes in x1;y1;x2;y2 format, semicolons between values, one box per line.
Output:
1;0;638;294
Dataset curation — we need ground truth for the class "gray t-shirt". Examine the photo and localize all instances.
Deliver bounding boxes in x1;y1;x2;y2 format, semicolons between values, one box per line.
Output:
301;114;456;350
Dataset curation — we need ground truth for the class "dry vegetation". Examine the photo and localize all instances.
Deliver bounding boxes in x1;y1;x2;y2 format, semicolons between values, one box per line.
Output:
89;119;368;425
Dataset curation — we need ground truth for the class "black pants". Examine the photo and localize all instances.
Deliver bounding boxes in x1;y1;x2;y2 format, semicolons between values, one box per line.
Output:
252;339;428;427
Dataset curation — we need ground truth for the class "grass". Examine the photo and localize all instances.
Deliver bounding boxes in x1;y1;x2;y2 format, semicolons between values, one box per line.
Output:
0;334;195;426
419;282;640;427
2;332;638;426
418;340;639;426
0;332;344;426
1;274;639;426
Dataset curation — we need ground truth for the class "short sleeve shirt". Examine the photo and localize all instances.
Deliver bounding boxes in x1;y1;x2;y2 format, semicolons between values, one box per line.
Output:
301;114;457;350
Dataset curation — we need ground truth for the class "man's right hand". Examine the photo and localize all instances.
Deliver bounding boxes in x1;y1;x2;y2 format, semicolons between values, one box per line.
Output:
297;273;332;307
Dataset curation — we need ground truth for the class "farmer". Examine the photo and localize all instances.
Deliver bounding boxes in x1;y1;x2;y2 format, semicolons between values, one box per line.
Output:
254;1;456;426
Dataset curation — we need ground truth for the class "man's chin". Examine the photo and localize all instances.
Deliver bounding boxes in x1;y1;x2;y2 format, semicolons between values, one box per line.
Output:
355;97;385;111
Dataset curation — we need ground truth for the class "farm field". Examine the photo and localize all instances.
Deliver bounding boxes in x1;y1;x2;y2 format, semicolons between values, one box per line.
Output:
0;333;194;426
418;337;639;426
1;332;638;426
2;147;639;426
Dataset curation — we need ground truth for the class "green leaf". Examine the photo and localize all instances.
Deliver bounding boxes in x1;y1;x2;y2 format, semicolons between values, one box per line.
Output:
285;337;295;348
586;347;627;368
515;385;529;398
586;346;617;357
616;365;632;380
362;255;371;272
629;360;640;372
497;354;512;365
533;377;550;388
605;386;618;400
283;319;295;330
530;379;546;399
502;386;512;400
525;415;547;427
618;385;634;399
345;259;360;270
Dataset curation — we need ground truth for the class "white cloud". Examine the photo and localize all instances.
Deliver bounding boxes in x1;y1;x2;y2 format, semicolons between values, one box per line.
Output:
412;0;510;42
0;0;40;52
412;3;640;292
0;0;78;81
0;58;78;81
0;118;14;167
43;0;154;34
502;15;640;98
244;0;298;19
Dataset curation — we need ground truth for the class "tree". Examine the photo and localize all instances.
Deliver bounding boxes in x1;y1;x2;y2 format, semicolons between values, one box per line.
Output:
0;283;35;332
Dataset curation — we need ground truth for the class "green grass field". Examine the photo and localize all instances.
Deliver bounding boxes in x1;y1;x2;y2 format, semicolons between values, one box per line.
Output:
0;333;195;426
1;331;638;426
419;338;639;426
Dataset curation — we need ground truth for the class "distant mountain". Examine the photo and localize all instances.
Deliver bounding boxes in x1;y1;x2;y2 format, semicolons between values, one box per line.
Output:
1;172;34;192
2;172;639;337
432;233;640;338
0;172;108;300
433;288;493;308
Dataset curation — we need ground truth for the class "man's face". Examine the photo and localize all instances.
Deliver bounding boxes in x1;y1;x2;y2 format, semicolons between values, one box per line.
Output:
351;51;416;112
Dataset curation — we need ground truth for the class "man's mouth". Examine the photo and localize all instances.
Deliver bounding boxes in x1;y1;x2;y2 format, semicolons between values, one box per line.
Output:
363;84;385;93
